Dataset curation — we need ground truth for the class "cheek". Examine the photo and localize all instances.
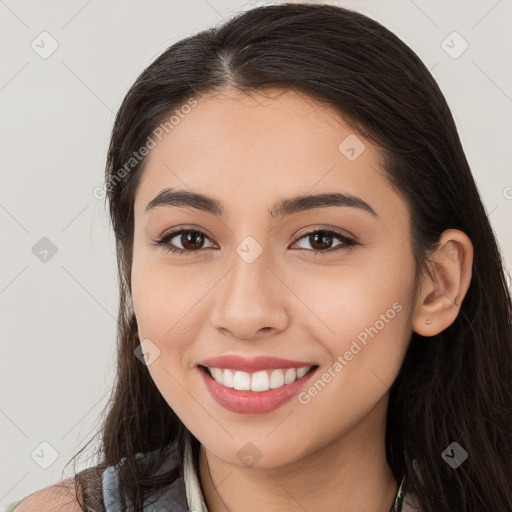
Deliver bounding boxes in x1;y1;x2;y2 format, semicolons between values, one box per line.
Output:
132;259;198;337
130;262;203;415
131;259;217;379
290;266;413;437
292;250;415;375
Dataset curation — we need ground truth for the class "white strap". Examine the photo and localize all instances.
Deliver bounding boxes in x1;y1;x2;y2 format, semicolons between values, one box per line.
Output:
184;433;209;512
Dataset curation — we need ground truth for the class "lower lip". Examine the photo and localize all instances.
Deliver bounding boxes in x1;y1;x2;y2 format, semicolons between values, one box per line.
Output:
198;366;318;414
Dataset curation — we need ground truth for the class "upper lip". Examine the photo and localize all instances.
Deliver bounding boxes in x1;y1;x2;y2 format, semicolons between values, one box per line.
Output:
198;355;318;372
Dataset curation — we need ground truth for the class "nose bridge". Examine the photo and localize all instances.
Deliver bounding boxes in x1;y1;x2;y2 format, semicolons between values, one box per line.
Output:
223;239;273;312
210;238;288;338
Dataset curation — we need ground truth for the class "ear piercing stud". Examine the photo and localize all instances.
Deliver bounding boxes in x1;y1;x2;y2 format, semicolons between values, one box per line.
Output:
426;319;431;325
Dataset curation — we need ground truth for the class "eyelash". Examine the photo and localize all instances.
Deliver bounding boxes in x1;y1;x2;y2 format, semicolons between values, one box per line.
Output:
152;227;358;256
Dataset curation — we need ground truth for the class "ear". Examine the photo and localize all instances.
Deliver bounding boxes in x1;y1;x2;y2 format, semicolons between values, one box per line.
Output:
412;229;473;336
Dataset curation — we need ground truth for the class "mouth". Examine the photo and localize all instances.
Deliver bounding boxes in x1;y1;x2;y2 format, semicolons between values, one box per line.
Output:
198;364;319;392
197;364;319;414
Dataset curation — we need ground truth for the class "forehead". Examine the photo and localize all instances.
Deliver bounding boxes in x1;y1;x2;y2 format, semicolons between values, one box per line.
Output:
133;88;403;220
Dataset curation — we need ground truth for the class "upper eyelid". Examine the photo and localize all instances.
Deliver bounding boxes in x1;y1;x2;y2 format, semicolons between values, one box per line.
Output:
293;225;355;240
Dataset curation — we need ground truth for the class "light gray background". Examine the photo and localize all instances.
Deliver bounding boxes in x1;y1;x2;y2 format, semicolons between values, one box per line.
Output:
1;0;511;507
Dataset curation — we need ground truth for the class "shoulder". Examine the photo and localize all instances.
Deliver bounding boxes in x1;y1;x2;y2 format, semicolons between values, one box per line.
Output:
11;477;83;512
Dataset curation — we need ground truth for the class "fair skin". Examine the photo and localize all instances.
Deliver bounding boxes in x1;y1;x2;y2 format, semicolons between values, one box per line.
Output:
126;88;473;512
14;478;82;512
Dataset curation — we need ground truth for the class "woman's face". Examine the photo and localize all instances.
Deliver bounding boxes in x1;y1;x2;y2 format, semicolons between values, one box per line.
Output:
131;88;418;467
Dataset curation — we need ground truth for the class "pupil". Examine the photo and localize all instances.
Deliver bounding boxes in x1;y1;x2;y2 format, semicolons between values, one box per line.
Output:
311;232;332;250
183;232;203;250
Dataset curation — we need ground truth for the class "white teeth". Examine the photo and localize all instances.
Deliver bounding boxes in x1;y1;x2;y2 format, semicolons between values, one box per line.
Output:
250;370;270;391
269;369;284;389
211;367;224;382
206;365;313;392
233;371;251;390
223;369;234;388
284;368;296;384
296;367;309;379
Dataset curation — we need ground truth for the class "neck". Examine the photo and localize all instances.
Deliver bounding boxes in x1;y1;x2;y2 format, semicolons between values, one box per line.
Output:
198;395;398;512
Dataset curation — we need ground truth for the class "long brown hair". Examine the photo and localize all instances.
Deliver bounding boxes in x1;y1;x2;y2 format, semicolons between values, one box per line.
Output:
67;4;512;510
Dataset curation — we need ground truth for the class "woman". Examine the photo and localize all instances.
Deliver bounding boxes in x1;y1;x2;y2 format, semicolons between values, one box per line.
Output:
9;3;512;511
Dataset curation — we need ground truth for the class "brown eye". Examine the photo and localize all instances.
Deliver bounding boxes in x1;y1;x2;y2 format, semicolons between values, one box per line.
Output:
292;229;357;254
153;229;216;255
153;227;357;256
177;231;206;251
308;231;335;251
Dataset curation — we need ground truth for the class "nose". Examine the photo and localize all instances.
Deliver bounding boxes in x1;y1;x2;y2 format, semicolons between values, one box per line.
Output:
209;248;290;341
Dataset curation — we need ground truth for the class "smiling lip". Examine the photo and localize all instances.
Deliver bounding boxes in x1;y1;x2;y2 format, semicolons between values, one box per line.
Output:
197;361;318;414
197;355;317;372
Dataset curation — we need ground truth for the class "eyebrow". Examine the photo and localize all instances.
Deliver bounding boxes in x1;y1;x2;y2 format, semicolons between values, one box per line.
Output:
144;187;378;218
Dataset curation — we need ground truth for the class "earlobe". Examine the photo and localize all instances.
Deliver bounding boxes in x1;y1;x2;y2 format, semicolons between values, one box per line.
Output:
412;229;473;337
